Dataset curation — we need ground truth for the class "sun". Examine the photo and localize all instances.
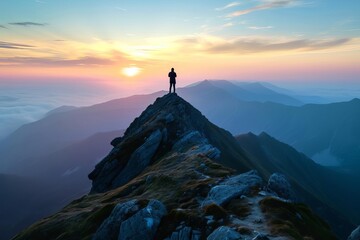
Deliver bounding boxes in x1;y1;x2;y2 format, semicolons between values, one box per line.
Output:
122;67;141;77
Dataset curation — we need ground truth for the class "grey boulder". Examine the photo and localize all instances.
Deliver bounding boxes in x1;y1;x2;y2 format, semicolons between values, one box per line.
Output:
267;173;295;201
93;199;166;240
348;226;360;240
119;199;167;240
93;200;139;240
203;170;262;206
207;226;243;240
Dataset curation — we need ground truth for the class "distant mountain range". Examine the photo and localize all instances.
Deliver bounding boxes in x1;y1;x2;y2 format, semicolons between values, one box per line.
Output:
192;80;304;106
178;80;360;168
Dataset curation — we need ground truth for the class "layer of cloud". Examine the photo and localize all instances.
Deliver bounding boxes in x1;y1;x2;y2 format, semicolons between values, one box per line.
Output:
206;37;351;54
228;0;303;17
115;7;127;11
0;38;143;68
216;2;242;11
9;22;47;27
0;41;35;49
0;82;121;140
248;26;273;30
0;56;116;66
0;25;7;29
172;34;354;55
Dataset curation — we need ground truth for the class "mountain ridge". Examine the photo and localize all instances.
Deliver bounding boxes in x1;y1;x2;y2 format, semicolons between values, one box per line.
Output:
13;93;348;240
89;93;254;193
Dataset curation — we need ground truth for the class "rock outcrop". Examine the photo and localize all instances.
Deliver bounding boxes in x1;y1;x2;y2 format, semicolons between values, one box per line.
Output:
119;199;167;240
89;93;252;193
165;225;201;240
207;226;243;240
93;199;166;240
267;173;296;201
348;226;360;240
203;170;262;206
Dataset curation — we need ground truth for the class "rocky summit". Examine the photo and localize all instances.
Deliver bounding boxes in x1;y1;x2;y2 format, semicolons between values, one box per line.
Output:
88;93;253;193
13;93;338;240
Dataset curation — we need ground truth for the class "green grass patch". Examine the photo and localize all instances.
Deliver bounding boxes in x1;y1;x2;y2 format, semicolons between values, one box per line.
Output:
260;197;337;240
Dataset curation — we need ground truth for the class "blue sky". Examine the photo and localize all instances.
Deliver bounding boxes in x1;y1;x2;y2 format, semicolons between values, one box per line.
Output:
0;0;359;87
0;0;359;139
1;0;359;39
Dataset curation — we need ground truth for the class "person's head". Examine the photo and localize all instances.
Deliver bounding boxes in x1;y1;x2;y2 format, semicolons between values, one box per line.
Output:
171;68;174;72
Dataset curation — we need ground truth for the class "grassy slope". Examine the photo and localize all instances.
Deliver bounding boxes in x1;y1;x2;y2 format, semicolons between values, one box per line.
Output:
13;151;337;240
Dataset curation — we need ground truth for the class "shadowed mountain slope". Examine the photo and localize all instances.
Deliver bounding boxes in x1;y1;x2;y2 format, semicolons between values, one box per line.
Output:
237;132;358;237
0;130;122;240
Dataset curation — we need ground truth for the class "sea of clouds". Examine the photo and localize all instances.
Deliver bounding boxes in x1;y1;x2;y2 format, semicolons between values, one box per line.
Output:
0;80;125;140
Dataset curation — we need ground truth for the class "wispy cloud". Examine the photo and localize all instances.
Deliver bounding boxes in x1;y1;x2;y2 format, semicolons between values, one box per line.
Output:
216;2;242;11
222;22;234;28
228;0;304;17
201;22;235;33
206;37;351;53
0;56;116;67
9;22;47;27
115;7;127;11
248;26;273;30
0;25;7;29
0;41;35;49
173;34;353;55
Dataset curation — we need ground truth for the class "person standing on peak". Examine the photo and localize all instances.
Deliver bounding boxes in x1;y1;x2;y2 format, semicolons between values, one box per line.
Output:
168;68;177;93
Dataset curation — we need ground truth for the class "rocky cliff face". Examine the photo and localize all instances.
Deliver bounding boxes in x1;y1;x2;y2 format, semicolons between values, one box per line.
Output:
13;94;338;240
89;93;252;193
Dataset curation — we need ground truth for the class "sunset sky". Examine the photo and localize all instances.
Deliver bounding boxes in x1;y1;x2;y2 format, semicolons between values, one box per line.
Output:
0;0;359;92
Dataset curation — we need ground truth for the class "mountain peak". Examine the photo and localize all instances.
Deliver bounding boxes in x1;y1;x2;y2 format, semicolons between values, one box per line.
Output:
122;93;199;136
89;93;251;193
350;98;360;103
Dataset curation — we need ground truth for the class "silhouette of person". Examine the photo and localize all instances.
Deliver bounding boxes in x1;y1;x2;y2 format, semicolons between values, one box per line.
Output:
168;68;177;93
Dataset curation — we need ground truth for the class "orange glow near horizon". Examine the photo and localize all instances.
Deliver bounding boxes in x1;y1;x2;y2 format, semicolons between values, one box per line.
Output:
1;36;360;89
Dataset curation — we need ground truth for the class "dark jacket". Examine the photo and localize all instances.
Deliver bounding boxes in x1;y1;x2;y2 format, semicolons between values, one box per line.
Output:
168;71;177;83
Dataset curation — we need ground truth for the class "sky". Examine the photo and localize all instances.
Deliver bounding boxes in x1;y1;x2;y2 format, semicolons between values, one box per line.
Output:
0;0;359;92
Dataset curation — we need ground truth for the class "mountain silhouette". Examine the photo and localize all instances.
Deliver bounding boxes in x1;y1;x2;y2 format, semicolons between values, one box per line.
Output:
201;80;303;106
13;93;345;240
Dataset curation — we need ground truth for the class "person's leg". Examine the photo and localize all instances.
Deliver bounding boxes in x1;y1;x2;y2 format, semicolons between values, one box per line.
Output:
170;83;175;93
174;83;176;93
